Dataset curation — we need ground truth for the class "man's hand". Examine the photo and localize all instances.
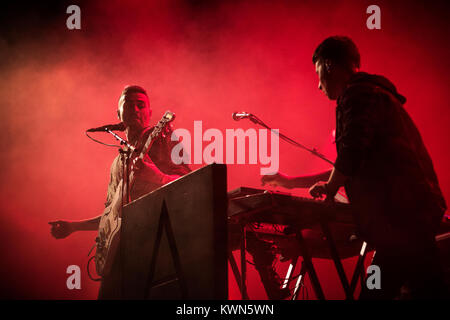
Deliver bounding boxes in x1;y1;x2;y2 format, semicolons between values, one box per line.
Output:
309;167;348;200
308;182;329;199
309;181;340;201
49;220;75;239
261;172;293;189
134;155;179;185
133;155;162;180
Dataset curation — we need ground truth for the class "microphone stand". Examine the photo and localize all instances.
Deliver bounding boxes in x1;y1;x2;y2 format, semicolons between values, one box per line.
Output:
106;129;135;204
245;114;334;166
104;129;133;296
245;114;351;202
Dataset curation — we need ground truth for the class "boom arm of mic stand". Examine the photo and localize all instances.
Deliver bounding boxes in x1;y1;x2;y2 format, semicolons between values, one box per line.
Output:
248;115;334;166
106;129;135;152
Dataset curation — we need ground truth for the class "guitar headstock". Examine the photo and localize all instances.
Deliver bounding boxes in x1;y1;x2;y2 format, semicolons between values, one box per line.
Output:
150;111;176;140
162;111;175;123
133;110;177;170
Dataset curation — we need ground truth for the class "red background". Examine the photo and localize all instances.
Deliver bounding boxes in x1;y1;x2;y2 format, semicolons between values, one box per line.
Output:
0;0;448;299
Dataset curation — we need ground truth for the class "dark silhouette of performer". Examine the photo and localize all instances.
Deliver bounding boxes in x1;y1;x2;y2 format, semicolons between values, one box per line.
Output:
262;36;447;299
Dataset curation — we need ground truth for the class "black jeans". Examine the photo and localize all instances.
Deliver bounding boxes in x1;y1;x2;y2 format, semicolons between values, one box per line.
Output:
360;231;447;299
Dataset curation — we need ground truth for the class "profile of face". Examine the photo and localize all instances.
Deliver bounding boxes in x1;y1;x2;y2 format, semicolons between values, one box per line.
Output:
118;92;152;132
315;59;339;101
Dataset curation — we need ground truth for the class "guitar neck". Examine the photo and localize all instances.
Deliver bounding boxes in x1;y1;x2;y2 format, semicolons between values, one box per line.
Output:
128;131;158;184
138;130;159;160
128;111;174;188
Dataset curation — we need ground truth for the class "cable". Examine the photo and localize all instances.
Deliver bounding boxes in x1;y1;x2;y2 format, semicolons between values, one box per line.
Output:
85;130;122;148
83;129;128;283
87;255;102;282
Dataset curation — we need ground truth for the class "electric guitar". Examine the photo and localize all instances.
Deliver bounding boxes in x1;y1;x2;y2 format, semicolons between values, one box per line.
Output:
95;111;176;277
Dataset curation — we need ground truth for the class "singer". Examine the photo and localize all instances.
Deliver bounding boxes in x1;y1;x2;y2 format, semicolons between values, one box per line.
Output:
262;36;447;299
48;85;287;300
48;85;191;298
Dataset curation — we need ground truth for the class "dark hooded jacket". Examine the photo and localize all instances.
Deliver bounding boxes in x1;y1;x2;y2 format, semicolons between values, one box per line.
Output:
334;72;446;245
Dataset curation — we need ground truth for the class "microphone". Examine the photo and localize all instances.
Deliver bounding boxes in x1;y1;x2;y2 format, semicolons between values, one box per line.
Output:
86;122;126;132
232;112;252;121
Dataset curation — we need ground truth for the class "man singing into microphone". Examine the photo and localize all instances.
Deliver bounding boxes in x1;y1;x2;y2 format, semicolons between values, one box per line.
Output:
49;85;191;298
262;36;447;299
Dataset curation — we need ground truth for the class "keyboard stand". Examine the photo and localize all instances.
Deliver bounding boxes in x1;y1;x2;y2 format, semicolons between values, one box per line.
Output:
282;229;370;300
229;221;371;300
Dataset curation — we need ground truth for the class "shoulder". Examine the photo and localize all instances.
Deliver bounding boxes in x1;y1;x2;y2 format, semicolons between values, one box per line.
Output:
340;82;379;107
340;72;405;108
338;79;386;115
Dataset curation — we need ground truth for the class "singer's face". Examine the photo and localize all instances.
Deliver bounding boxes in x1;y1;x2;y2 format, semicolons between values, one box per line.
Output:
118;92;152;131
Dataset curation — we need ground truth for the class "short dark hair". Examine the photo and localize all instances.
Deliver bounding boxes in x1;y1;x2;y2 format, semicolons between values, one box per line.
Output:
120;85;148;98
312;36;360;70
117;85;149;119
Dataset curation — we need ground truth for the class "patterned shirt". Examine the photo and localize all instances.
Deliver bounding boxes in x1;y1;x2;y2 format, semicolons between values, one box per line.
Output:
105;125;191;207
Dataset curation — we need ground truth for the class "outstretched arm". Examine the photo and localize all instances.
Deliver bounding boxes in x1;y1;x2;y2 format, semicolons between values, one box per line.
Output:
261;169;332;189
288;169;333;188
309;167;349;199
49;215;102;239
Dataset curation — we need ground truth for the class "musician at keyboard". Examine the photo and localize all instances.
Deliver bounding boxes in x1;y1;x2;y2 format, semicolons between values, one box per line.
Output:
262;36;447;299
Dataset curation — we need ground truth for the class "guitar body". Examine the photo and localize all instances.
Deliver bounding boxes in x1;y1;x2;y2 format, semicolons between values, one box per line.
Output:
95;180;123;277
94;111;175;278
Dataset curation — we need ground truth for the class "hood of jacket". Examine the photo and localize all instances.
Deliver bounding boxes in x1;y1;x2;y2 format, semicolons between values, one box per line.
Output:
347;72;407;104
